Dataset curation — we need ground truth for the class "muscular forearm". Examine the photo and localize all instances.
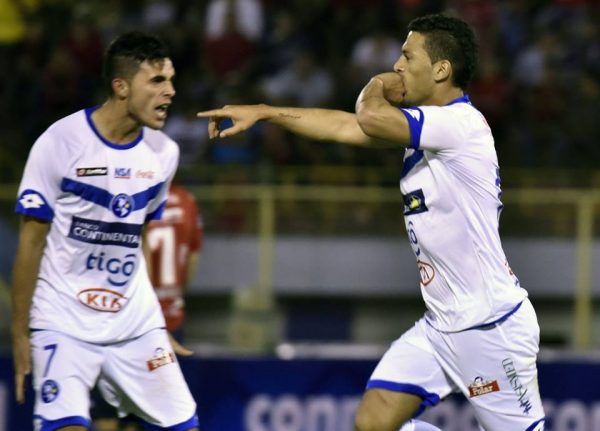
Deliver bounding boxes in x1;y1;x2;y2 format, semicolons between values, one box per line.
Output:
259;105;374;146
355;78;410;145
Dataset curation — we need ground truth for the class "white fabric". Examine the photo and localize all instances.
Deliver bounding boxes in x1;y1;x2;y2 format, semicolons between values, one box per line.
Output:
369;299;545;431
399;99;528;332
31;329;197;426
16;107;179;343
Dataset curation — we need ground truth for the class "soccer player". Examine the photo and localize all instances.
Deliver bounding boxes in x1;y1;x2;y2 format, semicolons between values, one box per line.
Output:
147;183;204;342
11;31;200;431
197;14;545;431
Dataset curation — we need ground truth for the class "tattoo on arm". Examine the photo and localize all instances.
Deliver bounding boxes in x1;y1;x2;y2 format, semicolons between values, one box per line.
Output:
278;113;301;120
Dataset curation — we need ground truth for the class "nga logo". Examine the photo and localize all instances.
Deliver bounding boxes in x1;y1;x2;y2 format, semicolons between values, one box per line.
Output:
114;167;131;179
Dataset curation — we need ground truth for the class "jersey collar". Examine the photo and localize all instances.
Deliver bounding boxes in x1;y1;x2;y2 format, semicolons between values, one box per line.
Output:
446;95;471;106
85;106;144;150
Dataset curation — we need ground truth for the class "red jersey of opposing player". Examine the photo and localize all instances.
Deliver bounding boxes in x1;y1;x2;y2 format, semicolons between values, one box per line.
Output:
147;184;203;333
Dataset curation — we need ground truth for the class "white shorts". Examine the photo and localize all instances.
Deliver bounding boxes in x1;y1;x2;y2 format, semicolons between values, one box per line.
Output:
30;328;198;430
367;299;545;431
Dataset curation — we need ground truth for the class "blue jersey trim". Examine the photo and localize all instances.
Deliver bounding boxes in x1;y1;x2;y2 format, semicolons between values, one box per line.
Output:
467;301;523;330
138;413;199;430
85;106;144;149
446;95;471;105
146;199;167;221
15;189;55;220
525;417;546;431
400;150;424;179
61;177;113;207
400;107;424;150
366;380;440;417
34;414;91;431
133;181;164;211
61;177;165;214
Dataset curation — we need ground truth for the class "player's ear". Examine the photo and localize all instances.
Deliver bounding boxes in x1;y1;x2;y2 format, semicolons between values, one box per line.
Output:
433;59;451;83
112;78;129;99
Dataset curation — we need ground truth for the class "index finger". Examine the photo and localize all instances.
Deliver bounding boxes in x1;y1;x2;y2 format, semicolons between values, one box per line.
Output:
196;109;227;118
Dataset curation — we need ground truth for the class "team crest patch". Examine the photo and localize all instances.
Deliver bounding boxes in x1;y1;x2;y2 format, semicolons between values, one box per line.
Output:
468;376;500;398
147;348;176;371
76;167;108;177
111;193;135;218
403;189;428;215
41;379;60;403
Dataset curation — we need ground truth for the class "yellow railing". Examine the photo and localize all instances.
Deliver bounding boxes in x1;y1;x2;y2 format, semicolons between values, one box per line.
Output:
186;185;599;350
1;184;598;349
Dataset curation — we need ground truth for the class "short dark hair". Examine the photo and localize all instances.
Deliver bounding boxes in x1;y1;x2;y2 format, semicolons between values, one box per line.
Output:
407;14;478;90
102;31;170;94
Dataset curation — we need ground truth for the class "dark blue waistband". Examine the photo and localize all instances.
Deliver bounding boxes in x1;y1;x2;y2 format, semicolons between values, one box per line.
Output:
467;301;524;331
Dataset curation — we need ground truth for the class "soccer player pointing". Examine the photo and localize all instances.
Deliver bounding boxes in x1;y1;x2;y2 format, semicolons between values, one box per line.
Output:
198;14;545;431
12;32;200;431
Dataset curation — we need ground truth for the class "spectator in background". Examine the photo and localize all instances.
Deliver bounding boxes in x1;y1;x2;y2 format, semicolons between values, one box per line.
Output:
259;9;309;77
0;0;39;74
203;2;256;83
0;0;40;120
141;0;177;30
566;69;600;166
512;30;565;88
62;12;104;102
147;183;204;342
205;0;263;42
261;49;333;107
162;81;211;168
350;28;403;84
469;55;512;143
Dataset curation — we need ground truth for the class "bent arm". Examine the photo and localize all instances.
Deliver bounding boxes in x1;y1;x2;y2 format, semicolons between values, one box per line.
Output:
11;217;50;336
355;77;411;146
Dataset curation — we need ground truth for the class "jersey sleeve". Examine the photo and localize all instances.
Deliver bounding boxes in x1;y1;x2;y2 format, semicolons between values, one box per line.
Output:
400;105;464;153
146;142;180;222
15;130;67;221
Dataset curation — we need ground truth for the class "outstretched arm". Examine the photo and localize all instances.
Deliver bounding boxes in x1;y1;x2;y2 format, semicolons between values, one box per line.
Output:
197;104;400;149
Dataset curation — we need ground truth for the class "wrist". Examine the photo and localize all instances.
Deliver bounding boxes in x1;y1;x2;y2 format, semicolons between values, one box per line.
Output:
258;104;274;121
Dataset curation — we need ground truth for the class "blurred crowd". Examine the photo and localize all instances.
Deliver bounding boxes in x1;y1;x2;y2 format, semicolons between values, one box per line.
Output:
0;0;599;183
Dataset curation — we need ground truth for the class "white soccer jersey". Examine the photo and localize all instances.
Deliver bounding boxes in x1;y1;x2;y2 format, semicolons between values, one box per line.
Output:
399;96;527;332
16;107;179;343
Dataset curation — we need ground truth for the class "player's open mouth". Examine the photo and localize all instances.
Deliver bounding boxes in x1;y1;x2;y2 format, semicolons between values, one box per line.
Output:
155;104;170;119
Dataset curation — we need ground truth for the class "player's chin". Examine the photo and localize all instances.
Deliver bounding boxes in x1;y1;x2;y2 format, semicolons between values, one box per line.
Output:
144;117;167;130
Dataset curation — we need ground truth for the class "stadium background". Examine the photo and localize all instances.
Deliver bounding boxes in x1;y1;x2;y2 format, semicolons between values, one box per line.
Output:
0;0;599;430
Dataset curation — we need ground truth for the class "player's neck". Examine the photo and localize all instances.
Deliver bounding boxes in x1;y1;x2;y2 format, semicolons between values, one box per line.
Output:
92;100;143;145
423;87;464;106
